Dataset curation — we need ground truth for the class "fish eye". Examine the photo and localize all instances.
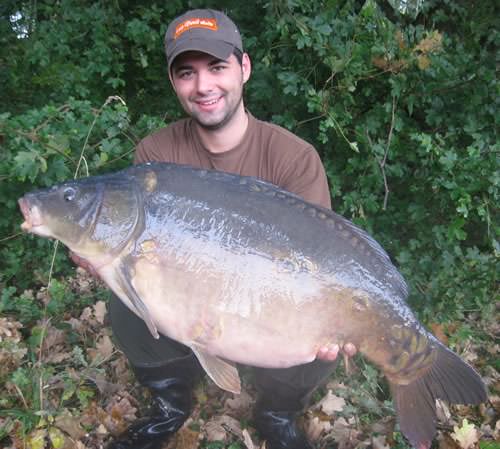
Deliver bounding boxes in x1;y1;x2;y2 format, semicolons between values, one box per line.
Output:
63;187;76;202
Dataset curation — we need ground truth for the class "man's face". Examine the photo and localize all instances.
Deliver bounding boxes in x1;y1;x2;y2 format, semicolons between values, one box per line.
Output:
170;51;251;130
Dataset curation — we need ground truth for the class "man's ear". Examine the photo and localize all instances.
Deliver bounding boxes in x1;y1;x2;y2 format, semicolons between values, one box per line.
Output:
168;69;177;92
242;53;251;84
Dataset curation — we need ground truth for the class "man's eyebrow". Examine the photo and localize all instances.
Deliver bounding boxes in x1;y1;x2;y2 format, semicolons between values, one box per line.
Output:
174;58;229;73
173;64;194;74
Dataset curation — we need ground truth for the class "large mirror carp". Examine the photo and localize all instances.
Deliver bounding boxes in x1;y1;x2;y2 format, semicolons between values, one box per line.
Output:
18;162;487;449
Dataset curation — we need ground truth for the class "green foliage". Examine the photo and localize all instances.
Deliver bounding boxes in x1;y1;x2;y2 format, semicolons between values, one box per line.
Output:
390;431;415;449
480;442;500;449
246;0;498;325
332;357;392;424
205;443;242;449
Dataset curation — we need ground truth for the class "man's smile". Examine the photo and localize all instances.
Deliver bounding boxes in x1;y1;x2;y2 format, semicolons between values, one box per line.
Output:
195;96;223;106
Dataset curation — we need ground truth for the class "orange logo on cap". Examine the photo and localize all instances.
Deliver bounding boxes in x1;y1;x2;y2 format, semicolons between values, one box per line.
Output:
174;18;218;39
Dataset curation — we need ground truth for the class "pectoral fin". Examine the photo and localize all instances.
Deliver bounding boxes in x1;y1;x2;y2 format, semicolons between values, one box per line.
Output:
191;344;241;394
116;263;159;339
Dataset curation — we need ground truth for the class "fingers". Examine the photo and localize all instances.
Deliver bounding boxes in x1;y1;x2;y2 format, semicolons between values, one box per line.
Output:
316;342;358;361
317;343;340;361
343;342;357;357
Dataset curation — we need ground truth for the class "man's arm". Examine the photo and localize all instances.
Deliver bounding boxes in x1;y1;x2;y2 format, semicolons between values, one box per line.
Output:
280;146;331;210
134;137;160;164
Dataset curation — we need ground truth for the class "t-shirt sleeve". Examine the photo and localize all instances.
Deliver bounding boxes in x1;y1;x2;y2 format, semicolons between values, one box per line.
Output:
134;139;150;164
280;146;332;210
133;127;177;165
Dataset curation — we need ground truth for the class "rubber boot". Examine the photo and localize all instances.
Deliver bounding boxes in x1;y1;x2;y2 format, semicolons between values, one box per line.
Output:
254;410;314;449
253;359;337;449
107;352;202;449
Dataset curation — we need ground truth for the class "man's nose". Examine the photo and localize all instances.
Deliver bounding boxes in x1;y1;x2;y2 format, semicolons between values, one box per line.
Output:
195;70;214;94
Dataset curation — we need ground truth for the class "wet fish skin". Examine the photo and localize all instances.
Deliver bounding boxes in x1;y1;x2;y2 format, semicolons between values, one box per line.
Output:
18;162;487;449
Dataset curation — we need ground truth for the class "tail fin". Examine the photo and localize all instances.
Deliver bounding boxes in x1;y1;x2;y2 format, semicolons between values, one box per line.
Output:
389;343;487;449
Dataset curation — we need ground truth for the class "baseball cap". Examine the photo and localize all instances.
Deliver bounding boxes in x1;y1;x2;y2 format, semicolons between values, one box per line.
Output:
165;9;243;71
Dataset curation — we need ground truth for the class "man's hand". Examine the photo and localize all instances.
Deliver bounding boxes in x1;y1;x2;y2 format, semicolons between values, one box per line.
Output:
317;342;357;362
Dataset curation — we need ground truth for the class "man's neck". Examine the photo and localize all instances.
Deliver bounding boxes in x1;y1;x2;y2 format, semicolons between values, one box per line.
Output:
195;105;249;154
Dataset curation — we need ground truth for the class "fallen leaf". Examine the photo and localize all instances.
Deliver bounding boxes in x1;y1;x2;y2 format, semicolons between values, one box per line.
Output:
26;428;47;449
372;435;390;449
110;355;132;384
66;317;84;333
88;370;121;396
96;424;108;435
242;428;255;449
97;334;114;358
204;419;227;441
101;394;138;435
326;381;348;391
38;322;72;364
451;419;479;449
93;301;107;324
36;287;50;306
0;317;23;343
55;410;86;440
485;344;500;357
169;426;199;449
316;390;346;415
41;323;66;349
330;417;361;446
74;267;94;293
305;415;332;440
48;426;66;448
80;402;102;428
80;306;93;322
46;351;72;364
88;334;114;364
0;339;27;377
224;390;254;415
204;414;242;441
478;422;499;440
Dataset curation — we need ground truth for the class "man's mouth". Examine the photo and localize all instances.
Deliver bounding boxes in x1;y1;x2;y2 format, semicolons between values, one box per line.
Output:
195;96;222;107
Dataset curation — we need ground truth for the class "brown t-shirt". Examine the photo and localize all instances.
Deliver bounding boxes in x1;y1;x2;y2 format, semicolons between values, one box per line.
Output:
134;112;331;209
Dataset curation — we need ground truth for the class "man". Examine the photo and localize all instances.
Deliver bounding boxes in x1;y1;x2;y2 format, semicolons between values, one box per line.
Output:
108;9;356;449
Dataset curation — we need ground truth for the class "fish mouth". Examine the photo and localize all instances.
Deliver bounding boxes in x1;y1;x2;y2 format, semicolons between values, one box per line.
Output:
18;197;43;231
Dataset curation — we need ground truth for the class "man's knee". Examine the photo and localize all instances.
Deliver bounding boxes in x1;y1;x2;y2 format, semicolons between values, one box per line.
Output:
108;294;190;367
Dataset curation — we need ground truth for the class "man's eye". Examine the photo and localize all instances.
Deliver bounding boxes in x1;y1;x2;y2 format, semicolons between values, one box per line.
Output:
178;71;193;79
211;65;226;72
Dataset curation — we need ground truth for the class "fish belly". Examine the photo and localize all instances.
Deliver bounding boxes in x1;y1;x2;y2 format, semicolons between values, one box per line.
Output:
129;256;345;368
